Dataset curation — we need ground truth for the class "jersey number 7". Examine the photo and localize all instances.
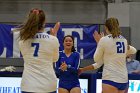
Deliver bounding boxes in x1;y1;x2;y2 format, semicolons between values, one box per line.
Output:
31;43;40;57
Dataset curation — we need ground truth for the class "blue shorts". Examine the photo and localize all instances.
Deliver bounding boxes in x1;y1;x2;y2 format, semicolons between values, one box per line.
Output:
102;80;128;90
58;80;80;92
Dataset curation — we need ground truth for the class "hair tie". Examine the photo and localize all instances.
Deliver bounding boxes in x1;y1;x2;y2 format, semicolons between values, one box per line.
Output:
32;9;39;15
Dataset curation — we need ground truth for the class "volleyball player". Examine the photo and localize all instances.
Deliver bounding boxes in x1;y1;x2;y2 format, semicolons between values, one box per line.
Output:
55;35;81;93
18;8;60;93
79;17;137;93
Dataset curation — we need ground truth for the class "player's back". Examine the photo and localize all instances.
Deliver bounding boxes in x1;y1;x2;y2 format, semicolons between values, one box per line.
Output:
103;34;127;63
19;32;58;66
101;34;128;83
19;32;59;92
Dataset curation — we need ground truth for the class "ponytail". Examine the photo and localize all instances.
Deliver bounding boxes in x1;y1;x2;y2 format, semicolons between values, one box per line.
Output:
19;8;45;41
105;17;121;38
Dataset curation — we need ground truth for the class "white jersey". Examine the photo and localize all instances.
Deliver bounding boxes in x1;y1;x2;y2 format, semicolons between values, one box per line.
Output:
93;34;136;83
19;32;59;92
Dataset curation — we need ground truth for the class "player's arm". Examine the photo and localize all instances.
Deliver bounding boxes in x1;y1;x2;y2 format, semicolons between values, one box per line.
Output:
93;44;104;69
94;37;104;62
79;60;103;74
93;38;105;69
79;38;104;74
79;65;95;73
50;22;60;36
67;53;81;74
55;56;63;76
127;45;137;55
52;37;60;62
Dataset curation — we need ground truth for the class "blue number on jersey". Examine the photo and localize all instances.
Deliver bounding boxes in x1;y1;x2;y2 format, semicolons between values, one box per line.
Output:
116;42;125;53
31;43;39;57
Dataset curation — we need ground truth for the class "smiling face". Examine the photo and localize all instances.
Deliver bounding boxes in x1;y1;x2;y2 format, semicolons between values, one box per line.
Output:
63;36;74;51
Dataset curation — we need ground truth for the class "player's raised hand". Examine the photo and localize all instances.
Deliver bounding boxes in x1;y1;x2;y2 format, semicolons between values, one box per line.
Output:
93;30;104;43
50;22;60;36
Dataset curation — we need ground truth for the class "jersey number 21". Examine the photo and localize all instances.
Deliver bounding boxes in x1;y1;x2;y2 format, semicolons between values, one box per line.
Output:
116;42;125;53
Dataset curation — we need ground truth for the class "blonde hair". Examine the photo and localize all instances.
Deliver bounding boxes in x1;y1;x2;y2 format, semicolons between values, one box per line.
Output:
19;8;45;41
105;17;121;38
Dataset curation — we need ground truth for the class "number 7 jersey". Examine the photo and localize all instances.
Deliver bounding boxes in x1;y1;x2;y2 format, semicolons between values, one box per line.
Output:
19;32;59;92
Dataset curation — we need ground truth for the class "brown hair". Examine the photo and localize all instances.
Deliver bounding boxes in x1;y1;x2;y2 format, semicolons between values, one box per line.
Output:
19;8;45;41
63;35;76;52
105;17;121;38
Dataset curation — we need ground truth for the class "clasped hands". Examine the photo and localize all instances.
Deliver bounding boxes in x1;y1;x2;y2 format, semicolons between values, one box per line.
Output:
60;62;68;71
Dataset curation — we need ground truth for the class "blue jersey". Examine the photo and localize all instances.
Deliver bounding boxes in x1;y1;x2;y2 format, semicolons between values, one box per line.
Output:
55;51;81;81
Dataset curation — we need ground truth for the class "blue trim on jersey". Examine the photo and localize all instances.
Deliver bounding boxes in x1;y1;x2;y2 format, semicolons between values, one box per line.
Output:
55;51;81;81
102;80;128;90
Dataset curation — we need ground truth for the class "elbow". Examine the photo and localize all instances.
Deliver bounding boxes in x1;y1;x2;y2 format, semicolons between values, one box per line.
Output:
92;62;103;69
53;58;59;63
53;56;59;62
129;46;137;54
94;55;100;62
93;52;103;62
133;48;137;54
53;53;59;62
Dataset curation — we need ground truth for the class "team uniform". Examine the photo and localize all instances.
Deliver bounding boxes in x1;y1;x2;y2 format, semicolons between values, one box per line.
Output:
92;34;136;90
19;32;59;93
55;51;81;91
